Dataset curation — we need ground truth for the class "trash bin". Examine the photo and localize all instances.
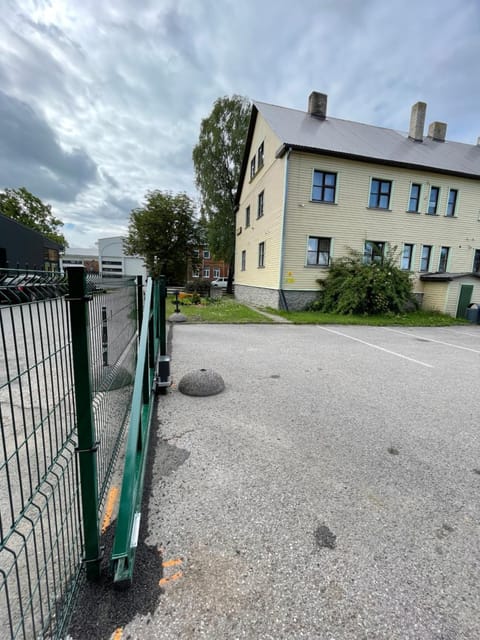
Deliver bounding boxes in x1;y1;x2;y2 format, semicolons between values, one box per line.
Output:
466;303;480;323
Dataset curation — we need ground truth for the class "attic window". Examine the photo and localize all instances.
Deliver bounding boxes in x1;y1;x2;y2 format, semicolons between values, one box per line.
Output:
250;156;256;179
258;142;264;169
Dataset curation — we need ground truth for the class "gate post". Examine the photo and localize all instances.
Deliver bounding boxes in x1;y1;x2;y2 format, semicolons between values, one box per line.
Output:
66;267;101;580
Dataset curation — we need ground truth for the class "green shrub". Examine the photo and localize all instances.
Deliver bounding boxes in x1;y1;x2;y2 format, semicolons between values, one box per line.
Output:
317;248;415;315
191;292;201;304
185;279;211;296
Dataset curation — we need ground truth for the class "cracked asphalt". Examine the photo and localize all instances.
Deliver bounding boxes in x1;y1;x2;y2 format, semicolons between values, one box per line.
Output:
68;323;480;640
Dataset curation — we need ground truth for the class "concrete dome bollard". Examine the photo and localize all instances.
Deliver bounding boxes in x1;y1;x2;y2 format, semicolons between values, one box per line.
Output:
168;311;187;323
178;368;225;397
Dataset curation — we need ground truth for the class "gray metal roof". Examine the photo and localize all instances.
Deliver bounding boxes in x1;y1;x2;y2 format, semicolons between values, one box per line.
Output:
255;101;480;179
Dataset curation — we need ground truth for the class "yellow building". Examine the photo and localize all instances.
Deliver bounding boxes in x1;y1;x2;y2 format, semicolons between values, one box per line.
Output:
234;92;480;316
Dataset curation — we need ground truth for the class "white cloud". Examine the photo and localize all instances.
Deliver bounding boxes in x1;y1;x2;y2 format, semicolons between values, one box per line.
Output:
1;0;479;247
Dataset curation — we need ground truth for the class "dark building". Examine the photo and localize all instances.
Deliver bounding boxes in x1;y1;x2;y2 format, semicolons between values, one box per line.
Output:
0;213;63;271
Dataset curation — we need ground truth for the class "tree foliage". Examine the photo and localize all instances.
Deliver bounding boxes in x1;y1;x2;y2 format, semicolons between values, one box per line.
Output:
0;187;67;247
125;190;201;282
192;95;250;285
317;248;415;315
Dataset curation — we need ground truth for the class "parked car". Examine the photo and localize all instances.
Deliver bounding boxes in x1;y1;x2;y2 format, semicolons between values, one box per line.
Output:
211;277;230;288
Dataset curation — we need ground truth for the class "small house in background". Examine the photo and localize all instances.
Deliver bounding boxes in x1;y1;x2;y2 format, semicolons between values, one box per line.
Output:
234;92;480;316
186;246;228;282
0;212;62;271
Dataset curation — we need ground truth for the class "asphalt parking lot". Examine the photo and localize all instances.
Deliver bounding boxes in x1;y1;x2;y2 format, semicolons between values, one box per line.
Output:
68;323;480;640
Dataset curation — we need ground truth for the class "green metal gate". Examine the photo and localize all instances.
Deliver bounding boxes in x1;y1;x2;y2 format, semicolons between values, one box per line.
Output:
0;268;140;638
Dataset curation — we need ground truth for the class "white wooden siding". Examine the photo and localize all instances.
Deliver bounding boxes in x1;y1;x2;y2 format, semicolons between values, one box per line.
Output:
235;113;285;288
282;152;480;291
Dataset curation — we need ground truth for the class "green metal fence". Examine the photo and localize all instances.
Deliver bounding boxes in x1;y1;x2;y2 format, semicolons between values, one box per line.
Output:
0;268;140;638
111;275;167;587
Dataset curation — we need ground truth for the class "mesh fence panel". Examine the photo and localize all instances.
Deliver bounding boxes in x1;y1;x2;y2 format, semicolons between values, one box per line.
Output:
0;273;138;638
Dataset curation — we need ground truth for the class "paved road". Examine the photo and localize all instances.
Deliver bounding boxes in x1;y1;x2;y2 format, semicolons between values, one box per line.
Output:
68;323;480;640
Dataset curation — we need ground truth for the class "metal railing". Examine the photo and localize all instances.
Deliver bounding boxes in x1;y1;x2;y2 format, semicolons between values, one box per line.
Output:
0;268;139;638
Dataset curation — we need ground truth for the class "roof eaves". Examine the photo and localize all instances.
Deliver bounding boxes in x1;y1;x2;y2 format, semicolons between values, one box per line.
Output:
234;105;259;208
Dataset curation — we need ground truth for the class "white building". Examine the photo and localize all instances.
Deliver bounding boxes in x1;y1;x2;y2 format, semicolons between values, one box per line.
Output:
61;237;147;279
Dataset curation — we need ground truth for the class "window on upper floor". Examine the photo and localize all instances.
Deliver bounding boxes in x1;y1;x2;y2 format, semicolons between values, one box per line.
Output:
306;236;331;266
427;186;440;214
369;179;392;209
364;240;386;264
473;249;480;273
258;242;265;268
250;156;256;179
401;244;414;270
258;142;264;169
312;170;337;203
420;245;432;272
203;249;210;259
193;248;200;258
245;205;250;228
438;246;450;272
408;183;421;212
241;250;246;271
446;189;458;217
257;191;264;218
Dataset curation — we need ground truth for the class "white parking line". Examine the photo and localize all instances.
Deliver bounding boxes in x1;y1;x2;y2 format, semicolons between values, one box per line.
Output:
441;327;480;339
383;327;480;354
318;326;433;368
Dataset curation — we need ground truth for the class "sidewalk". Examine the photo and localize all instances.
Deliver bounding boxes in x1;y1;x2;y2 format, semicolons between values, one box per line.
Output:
68;323;480;640
243;305;292;323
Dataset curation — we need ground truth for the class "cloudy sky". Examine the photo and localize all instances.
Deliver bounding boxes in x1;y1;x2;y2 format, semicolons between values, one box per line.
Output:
1;0;479;248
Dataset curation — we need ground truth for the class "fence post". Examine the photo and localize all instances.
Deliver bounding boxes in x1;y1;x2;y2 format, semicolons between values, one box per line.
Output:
102;306;108;366
66;267;101;580
136;275;143;340
159;275;166;356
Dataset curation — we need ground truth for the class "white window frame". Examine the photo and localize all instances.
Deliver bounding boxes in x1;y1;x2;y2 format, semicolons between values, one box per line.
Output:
258;141;264;169
203;267;210;278
401;243;415;271
311;169;338;204
257;191;264;218
438;246;450;272
427;186;440;215
306;236;332;266
368;177;393;210
445;188;458;217
407;182;422;213
258;242;265;268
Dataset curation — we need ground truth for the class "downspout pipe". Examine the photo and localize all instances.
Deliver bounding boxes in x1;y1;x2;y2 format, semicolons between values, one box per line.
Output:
278;147;291;311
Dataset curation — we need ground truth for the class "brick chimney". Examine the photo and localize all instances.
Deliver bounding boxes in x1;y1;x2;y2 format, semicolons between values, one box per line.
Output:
408;102;426;141
308;92;327;119
428;121;447;142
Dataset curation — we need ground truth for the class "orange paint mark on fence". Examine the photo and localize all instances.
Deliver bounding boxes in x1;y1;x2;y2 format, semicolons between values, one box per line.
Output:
101;486;119;534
